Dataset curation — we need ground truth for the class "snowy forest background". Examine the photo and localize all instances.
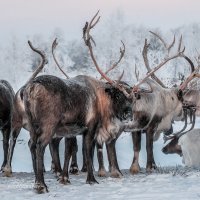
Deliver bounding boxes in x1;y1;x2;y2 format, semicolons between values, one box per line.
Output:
1;11;200;91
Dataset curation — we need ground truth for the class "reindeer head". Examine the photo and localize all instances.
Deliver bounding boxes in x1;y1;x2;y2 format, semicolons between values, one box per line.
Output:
105;82;133;122
162;137;182;156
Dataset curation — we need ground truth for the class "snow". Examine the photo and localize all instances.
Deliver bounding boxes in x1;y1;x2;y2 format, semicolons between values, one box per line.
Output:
1;120;200;199
1;168;200;200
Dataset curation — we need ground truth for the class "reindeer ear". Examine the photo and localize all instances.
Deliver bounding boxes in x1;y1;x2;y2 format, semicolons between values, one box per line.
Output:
177;89;183;101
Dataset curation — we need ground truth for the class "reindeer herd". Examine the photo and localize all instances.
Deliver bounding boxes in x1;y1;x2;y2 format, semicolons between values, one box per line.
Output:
1;11;200;193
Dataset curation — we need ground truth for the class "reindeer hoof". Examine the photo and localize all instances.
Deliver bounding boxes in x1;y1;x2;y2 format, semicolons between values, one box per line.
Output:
70;166;79;175
34;182;48;194
86;179;99;185
51;161;55;172
146;165;157;173
2;165;12;177
81;165;87;172
130;163;140;175
86;176;99;184
110;169;123;178
98;168;107;177
58;176;71;185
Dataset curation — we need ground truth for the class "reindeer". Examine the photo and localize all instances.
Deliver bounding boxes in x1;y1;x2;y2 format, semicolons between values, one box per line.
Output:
3;41;48;176
127;32;195;174
0;80;15;171
162;58;200;163
21;11;139;193
3;40;81;177
51;37;126;178
162;129;200;167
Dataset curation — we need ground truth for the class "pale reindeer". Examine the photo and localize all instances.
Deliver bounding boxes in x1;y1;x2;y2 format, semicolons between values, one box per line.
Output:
127;32;195;174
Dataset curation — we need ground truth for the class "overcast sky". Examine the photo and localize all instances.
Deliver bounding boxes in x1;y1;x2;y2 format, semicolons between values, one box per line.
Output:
1;0;200;41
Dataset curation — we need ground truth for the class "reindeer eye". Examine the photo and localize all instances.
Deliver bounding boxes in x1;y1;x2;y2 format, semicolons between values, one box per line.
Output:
172;97;174;101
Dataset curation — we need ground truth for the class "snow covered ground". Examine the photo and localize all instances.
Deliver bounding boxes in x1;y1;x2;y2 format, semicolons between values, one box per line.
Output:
1;168;200;200
0;120;200;199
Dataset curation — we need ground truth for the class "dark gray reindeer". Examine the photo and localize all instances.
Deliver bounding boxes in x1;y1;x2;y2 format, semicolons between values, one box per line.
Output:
0;80;15;171
3;41;48;176
51;37;126;178
3;40;81;178
127;32;195;174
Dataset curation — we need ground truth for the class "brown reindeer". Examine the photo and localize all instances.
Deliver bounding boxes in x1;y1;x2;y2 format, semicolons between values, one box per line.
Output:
21;11;136;193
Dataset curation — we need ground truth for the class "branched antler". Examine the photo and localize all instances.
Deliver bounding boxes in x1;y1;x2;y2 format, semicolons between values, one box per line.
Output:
100;41;125;80
142;38;166;88
133;38;185;92
83;11;131;98
149;31;175;54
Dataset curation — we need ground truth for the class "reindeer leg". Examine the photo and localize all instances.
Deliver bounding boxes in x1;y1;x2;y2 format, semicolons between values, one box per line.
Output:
97;143;106;177
81;136;87;172
84;126;98;184
34;138;48;193
49;137;62;176
28;138;37;175
106;139;122;178
69;137;79;175
146;127;156;173
1;123;11;172
3;126;21;176
130;131;141;174
58;138;72;184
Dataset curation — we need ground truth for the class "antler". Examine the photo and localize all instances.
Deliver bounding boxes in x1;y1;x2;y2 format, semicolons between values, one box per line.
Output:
142;38;166;88
100;41;125;80
83;11;131;98
150;31;195;73
133;31;185;92
149;31;176;55
26;41;48;84
179;68;200;90
164;104;196;143
134;64;140;81
132;41;185;92
52;38;69;79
